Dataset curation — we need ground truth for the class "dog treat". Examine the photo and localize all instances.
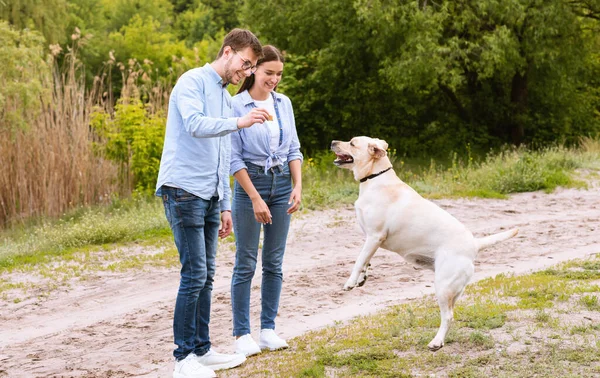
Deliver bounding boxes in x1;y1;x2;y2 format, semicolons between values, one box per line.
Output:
267;114;274;121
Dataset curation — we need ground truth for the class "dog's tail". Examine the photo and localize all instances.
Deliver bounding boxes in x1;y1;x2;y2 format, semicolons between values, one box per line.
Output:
475;228;519;251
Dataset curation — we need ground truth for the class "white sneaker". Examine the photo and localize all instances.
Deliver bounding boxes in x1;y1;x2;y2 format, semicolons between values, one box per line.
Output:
173;353;216;378
235;334;262;357
196;349;246;371
259;329;289;351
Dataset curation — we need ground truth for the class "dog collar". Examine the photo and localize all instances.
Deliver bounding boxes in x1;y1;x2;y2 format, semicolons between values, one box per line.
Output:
359;167;393;183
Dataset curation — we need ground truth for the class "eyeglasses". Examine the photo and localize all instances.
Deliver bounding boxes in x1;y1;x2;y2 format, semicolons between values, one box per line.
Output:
233;50;257;74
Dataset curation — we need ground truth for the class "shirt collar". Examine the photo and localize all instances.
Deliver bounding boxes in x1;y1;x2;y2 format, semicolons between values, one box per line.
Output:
203;63;227;87
240;89;282;106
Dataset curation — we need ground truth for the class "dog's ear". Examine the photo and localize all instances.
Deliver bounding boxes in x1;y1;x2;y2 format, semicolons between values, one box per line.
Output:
368;143;387;159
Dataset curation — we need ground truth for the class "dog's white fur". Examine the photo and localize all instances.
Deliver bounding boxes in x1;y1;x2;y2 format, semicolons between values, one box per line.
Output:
331;136;518;351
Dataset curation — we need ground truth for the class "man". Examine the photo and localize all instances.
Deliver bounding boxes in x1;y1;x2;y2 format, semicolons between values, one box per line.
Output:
156;29;271;378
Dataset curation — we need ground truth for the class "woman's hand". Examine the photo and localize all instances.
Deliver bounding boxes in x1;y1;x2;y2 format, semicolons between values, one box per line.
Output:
252;197;272;224
287;186;302;214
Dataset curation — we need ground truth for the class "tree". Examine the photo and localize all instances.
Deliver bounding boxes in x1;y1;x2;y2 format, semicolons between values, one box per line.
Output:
356;0;600;146
0;21;50;132
242;0;423;154
244;0;600;155
0;0;69;43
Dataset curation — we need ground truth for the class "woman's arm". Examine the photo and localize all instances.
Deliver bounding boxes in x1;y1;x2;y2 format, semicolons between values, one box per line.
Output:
287;159;302;214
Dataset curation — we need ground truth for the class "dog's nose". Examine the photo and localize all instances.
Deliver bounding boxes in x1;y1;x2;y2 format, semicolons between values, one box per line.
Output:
331;140;338;149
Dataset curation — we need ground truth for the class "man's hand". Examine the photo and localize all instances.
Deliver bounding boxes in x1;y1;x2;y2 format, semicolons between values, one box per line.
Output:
219;211;233;239
237;108;270;129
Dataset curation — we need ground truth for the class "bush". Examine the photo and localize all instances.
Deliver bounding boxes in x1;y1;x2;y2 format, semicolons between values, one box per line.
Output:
91;98;166;193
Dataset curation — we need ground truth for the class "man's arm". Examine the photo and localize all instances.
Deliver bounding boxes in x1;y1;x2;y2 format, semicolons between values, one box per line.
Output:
176;75;238;138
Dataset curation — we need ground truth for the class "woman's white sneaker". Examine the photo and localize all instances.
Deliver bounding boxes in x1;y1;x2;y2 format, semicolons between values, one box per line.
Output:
173;353;216;378
235;334;262;357
259;329;289;351
195;349;246;371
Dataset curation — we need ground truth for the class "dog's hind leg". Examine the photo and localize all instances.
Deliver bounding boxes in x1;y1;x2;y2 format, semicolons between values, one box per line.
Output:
428;254;474;351
343;234;384;291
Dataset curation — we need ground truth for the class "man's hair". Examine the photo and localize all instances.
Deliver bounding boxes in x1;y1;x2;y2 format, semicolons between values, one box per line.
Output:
217;29;263;59
237;45;284;94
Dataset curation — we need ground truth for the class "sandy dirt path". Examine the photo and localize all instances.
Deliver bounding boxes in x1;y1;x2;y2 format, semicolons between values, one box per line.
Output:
0;183;599;377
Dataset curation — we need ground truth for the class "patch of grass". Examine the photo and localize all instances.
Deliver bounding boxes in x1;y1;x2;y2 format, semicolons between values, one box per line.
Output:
579;294;600;311
0;197;170;272
455;300;511;329
534;310;551;323
303;139;599;208
405;144;593;198
468;331;496;349
220;254;600;378
0;243;181;297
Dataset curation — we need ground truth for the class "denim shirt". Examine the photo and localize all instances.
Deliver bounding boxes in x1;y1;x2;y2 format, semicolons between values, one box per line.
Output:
230;90;303;175
155;63;238;211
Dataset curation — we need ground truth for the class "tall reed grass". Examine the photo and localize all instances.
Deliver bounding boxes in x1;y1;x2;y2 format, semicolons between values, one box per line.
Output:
0;27;178;228
0;31;120;227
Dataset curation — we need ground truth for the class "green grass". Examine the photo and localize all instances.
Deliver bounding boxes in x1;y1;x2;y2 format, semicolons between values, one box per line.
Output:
221;254;600;378
303;138;600;209
0;196;171;271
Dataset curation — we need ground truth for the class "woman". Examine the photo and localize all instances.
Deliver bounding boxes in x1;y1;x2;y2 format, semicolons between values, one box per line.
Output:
230;45;303;356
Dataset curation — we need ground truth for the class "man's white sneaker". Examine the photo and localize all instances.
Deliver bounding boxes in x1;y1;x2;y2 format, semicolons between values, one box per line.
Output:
196;349;246;371
259;329;289;351
235;334;262;357
173;353;216;378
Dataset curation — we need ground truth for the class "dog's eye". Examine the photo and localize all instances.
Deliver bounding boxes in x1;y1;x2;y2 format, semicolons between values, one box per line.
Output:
350;141;355;147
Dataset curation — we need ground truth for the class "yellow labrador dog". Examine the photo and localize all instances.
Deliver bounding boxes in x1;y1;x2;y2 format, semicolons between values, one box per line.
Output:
331;136;518;351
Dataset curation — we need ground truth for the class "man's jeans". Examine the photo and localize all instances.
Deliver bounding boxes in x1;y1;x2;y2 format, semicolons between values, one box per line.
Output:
231;162;292;336
159;186;220;360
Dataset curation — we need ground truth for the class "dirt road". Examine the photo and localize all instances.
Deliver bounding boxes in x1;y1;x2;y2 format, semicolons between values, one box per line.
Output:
1;183;598;377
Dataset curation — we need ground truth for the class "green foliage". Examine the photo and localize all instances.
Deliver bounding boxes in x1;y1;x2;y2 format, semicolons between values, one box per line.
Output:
201;0;242;32
0;0;69;43
173;0;218;46
0;21;50;131
244;0;600;155
356;0;600;147
244;0;419;154
100;0;174;33
108;15;191;78
90;99;166;193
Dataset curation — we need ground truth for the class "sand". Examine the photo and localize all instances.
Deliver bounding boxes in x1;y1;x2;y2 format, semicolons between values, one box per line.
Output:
0;183;599;377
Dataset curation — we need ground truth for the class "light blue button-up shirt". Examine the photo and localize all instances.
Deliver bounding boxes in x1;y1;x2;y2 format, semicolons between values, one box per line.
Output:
230;90;303;175
155;63;238;211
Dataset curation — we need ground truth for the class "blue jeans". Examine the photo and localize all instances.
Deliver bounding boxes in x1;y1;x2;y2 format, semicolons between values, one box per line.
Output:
231;162;292;336
159;186;220;360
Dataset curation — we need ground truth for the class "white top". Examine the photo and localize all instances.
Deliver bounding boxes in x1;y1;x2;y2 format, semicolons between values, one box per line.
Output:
253;96;280;153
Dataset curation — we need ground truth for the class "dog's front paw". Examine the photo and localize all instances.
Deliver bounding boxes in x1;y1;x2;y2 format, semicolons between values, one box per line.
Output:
343;279;357;291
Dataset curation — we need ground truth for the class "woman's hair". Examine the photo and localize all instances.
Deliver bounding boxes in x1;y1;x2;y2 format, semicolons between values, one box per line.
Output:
237;45;285;94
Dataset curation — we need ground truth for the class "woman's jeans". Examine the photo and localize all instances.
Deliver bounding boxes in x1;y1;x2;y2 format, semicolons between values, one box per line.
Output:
231;162;292;336
159;186;220;360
